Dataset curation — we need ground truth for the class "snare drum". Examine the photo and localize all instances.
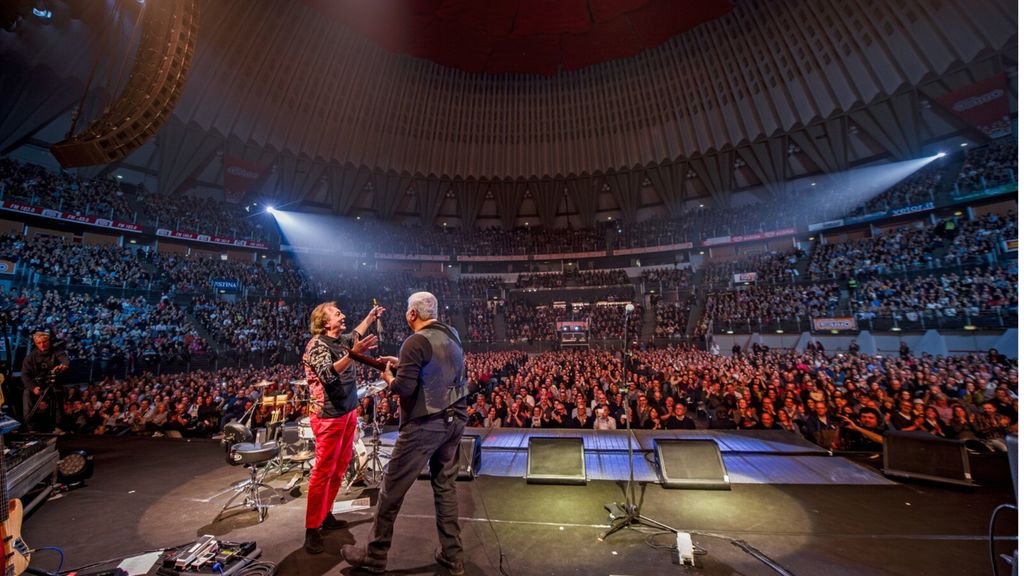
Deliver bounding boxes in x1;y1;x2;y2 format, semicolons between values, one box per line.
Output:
297;416;314;440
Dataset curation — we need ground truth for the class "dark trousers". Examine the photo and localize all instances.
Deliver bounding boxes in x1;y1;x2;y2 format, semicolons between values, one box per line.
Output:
367;410;467;564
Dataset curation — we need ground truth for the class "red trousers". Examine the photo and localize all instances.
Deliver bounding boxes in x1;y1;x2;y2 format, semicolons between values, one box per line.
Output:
305;411;359;529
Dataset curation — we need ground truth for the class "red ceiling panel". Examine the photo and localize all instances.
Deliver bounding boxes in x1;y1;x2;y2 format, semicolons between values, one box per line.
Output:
301;0;733;76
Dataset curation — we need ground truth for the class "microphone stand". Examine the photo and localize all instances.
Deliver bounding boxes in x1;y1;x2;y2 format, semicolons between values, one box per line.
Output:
600;305;676;541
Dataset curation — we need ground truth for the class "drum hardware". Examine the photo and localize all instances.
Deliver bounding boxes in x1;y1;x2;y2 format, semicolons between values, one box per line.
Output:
342;382;391;491
263;378;317;486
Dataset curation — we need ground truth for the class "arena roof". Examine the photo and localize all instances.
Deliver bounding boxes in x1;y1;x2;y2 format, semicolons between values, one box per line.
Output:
299;0;733;76
0;0;1017;227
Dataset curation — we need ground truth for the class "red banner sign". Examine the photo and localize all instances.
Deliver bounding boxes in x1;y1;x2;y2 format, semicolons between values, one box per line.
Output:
156;228;269;250
0;201;144;233
223;156;270;204
934;75;1013;139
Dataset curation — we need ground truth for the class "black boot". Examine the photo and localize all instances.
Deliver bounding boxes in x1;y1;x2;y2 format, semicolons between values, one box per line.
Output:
304;528;324;555
321;514;349;530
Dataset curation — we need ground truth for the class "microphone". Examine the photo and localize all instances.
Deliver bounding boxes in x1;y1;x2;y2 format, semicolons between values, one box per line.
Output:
372;298;384;335
624;303;635;315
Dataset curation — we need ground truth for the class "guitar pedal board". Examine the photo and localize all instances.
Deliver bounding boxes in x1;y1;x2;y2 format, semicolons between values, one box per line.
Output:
155;538;260;576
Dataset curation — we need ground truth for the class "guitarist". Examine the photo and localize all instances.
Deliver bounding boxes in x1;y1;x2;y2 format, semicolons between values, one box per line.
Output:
301;302;396;555
21;332;69;433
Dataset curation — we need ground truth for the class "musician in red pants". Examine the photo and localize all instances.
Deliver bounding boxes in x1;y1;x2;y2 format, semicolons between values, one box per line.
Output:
302;301;395;554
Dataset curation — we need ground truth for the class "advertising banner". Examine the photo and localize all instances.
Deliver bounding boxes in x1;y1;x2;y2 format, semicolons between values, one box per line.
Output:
156;228;269;250
934;75;1013;139
457;254;529;262
808;219;844;232
223;156;270;204
700;227;797;247
812;317;857;331
1;201;143;233
375;253;449;262
211;279;240;292
611;242;693;256
890;201;935;217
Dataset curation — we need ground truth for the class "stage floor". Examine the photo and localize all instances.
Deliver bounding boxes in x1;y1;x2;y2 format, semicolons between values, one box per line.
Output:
24;436;1018;576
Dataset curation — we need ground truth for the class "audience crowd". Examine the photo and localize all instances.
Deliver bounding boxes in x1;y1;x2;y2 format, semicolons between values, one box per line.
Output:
1;233;152;288
0;158;132;221
956;141;1018;194
3;288;205;373
851;267;1018;319
138;191;274;243
459;346;1017;454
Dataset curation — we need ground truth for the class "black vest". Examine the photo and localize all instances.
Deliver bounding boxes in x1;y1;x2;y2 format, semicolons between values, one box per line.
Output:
405;323;467;421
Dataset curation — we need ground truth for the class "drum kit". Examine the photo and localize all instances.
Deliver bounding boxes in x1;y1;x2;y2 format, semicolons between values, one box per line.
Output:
220;376;392;491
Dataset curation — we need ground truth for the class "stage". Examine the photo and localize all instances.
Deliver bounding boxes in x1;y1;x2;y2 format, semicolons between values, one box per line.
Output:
23;434;1017;576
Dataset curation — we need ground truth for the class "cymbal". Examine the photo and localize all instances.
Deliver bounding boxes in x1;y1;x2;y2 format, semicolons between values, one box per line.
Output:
290;379;308;386
289;450;315;462
358;379;389;400
253;380;274;388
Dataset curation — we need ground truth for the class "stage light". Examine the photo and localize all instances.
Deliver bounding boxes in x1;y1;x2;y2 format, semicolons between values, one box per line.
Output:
936;151;947;158
775;329;784;334
32;7;52;19
265;206;276;214
960;142;968;147
58;450;94;485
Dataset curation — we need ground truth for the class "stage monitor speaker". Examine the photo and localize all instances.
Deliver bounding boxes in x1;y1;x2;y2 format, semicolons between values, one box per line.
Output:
419;435;481;480
456;435;481;480
526;437;586;485
883;430;973;487
654;439;730;490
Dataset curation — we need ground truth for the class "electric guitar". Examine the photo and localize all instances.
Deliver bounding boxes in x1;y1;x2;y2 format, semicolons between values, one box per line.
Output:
0;418;29;576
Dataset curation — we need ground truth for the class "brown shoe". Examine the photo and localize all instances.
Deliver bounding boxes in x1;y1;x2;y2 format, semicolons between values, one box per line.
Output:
341;544;386;574
434;548;465;575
